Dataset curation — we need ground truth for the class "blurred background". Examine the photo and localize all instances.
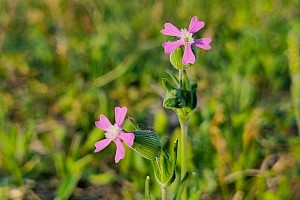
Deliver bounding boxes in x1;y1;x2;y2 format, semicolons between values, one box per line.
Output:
0;0;300;199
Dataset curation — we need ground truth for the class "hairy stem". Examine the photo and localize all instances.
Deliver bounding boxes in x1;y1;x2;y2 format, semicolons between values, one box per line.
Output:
161;187;168;200
145;176;151;200
178;115;188;200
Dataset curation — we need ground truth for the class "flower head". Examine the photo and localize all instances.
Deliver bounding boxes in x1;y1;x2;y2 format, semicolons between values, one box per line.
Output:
161;16;212;65
94;106;135;163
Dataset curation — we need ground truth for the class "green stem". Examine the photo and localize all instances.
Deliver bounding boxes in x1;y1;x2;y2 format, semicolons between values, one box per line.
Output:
287;31;300;136
179;69;183;89
161;186;168;200
145;176;151;200
178;114;188;200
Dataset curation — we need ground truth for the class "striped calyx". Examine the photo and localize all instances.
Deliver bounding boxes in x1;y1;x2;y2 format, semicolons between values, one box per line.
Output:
131;130;162;160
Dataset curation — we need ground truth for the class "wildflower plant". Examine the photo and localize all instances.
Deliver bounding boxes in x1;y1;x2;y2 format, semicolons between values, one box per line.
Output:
93;16;211;200
160;16;212;199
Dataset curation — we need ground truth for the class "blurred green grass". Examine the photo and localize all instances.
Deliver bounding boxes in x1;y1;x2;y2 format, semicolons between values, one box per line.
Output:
0;0;300;199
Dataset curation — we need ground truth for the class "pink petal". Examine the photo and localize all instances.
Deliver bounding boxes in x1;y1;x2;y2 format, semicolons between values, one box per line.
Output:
95;115;113;132
94;138;112;152
160;23;182;37
183;43;195;64
193;38;212;50
162;40;184;54
188;16;205;34
115;106;127;128
118;132;135;147
114;138;125;163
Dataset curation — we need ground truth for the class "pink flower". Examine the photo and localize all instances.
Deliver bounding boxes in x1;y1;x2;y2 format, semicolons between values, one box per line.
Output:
94;106;135;163
161;16;212;65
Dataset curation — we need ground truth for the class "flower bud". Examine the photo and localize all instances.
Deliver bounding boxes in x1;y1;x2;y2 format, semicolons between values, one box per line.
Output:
163;87;188;109
131;130;162;160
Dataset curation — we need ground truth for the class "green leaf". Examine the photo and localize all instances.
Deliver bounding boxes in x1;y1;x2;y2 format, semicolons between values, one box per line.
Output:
54;174;81;200
164;69;179;86
174;172;189;200
162;78;176;92
151;140;178;188
89;173;116;185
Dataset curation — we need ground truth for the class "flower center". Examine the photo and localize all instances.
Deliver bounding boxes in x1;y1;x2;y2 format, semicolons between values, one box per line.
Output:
181;28;194;44
105;124;122;140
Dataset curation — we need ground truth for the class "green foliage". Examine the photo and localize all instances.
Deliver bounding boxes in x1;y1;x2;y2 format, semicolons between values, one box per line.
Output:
174;172;189;200
0;0;300;199
0;123;37;186
53;134;92;200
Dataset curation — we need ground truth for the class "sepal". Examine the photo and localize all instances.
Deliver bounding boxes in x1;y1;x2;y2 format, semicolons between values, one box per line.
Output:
170;47;192;70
